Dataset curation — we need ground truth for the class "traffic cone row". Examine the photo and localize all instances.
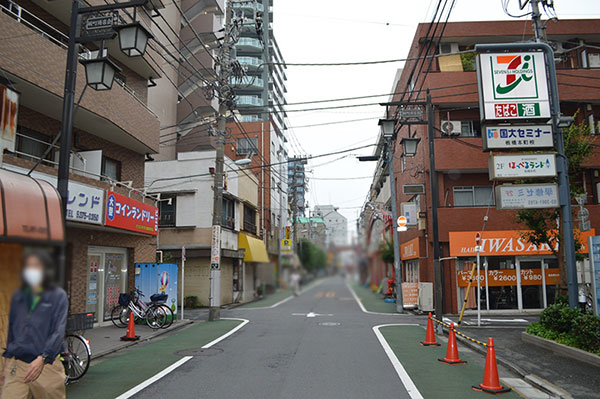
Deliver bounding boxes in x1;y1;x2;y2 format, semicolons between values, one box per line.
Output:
421;316;510;395
121;311;140;341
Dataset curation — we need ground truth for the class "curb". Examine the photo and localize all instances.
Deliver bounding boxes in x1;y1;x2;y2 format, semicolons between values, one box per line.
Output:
521;331;600;369
91;319;195;361
447;329;572;399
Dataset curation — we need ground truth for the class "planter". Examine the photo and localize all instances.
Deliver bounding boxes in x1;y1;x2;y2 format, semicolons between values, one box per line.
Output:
521;332;600;368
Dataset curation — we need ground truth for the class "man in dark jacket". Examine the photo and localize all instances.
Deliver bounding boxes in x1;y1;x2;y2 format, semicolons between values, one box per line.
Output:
1;251;68;399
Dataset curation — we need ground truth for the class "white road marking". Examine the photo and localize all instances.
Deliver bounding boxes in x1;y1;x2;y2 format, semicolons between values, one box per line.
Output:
373;324;423;399
241;279;325;310
292;312;333;318
346;281;405;316
115;318;250;399
480;318;528;323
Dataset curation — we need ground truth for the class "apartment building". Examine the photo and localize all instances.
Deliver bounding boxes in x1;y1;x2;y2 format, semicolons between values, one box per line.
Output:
145;150;266;305
0;0;165;325
366;19;600;314
295;216;327;250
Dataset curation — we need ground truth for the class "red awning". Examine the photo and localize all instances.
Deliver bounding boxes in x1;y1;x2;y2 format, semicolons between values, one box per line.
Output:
0;168;64;242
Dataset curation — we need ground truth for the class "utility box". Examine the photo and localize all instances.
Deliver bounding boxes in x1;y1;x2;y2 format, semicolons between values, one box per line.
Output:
418;282;434;312
135;263;179;317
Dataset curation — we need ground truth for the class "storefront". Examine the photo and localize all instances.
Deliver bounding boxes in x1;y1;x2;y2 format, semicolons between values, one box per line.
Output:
400;237;421;308
238;233;269;302
450;230;595;312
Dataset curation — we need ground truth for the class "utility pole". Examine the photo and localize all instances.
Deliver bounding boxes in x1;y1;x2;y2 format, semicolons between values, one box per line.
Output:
209;0;234;321
386;138;404;311
529;0;579;308
427;91;444;325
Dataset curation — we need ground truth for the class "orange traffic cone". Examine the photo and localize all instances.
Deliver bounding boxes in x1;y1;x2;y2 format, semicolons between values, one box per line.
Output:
120;311;140;341
472;338;511;394
439;323;466;365
420;312;440;346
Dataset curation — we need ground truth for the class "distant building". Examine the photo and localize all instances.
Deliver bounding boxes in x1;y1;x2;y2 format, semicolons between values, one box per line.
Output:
295;217;327;250
314;205;348;247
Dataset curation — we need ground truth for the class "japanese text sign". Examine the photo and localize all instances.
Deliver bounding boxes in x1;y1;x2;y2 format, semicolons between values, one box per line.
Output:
449;229;595;257
489;153;556;180
401;237;420;260
105;191;158;235
483;124;553;150
477;52;551;122
457;268;560;287
496;183;559;210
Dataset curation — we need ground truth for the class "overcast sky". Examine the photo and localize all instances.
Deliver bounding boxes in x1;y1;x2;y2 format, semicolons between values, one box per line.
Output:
274;0;600;242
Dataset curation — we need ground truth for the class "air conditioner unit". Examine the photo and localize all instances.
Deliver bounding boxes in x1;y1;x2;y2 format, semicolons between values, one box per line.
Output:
440;120;461;136
589;53;600;68
418;282;434;312
438;42;459;55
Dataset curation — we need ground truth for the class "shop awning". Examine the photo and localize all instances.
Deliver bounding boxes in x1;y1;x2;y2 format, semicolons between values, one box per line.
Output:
0;168;64;242
238;233;269;263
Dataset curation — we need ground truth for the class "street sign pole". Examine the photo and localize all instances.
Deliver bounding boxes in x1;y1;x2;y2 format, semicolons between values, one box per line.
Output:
388;138;404;312
475;233;481;327
181;246;186;320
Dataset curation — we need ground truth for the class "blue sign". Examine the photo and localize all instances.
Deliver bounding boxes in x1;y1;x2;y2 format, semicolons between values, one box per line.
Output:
135;263;179;317
107;194;116;221
588;236;600;318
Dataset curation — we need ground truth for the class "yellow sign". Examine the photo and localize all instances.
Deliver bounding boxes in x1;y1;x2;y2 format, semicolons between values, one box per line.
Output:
281;239;292;253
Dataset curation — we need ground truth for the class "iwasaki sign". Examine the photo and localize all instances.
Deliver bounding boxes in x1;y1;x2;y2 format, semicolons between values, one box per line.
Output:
489;153;557;180
483;124;554;150
477;52;551;122
495;183;559;210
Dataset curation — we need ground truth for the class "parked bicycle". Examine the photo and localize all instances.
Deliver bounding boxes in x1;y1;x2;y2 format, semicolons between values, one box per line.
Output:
111;288;172;329
62;312;93;384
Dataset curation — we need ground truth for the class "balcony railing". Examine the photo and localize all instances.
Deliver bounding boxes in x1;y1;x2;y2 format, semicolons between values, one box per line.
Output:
243;220;257;235
222;216;235;230
0;0;157;118
235;38;263;51
236;56;262;68
232;1;264;12
237;95;263;107
230;76;263;89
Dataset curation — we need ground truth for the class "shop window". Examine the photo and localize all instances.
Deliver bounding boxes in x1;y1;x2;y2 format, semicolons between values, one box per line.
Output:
222;197;235;229
453;186;494;207
102;156;121;182
404;260;419;283
15;128;54;163
158;195;176;227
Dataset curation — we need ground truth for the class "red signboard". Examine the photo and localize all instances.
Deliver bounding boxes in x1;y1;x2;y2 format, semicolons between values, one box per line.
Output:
105;191;158;235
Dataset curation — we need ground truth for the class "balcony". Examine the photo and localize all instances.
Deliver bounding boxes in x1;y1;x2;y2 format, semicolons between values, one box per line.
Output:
232;1;264;13
237;95;264;107
180;13;221;53
243;219;257;235
237;56;262;70
235;38;263;52
230;76;264;90
182;0;224;17
0;5;160;153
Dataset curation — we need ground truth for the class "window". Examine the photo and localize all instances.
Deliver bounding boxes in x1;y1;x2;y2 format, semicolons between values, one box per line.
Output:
243;205;257;234
236;137;257;155
158;195;176;227
453;186;494;207
15;128;54;163
222;197;235;229
459;121;481;137
102;156;121;181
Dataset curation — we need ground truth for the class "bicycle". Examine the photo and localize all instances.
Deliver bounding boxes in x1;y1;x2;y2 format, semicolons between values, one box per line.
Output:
149;293;174;329
62;312;93;384
111;288;168;329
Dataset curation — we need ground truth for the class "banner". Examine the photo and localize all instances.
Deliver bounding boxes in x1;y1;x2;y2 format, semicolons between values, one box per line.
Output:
105;191;158;235
457;268;560;287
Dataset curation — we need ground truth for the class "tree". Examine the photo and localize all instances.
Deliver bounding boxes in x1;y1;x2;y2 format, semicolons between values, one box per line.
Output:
379;240;395;265
516;114;592;291
297;239;327;272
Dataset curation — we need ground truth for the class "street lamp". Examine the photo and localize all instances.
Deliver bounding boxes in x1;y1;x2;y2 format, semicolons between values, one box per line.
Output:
116;22;153;57
81;55;121;91
378;118;396;138
400;137;420;157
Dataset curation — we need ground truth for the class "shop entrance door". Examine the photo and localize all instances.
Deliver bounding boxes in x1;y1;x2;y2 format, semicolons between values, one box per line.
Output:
517;258;546;310
86;247;128;324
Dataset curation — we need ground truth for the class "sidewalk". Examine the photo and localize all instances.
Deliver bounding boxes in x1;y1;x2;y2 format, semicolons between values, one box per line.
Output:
457;324;599;399
349;282;397;313
84;319;193;360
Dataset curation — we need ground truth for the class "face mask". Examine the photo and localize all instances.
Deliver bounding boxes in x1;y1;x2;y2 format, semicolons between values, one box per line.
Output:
23;268;44;287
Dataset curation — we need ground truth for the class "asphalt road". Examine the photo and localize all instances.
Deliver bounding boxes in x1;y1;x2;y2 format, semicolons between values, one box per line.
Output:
135;277;414;399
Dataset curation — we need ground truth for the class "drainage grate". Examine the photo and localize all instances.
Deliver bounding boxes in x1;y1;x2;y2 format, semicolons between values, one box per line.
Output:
175;348;224;357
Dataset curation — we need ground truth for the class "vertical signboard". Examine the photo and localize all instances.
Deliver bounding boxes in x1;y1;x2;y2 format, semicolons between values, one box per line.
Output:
588;236;600;317
211;225;222;269
0;85;18;162
477;52;551;122
401;202;417;226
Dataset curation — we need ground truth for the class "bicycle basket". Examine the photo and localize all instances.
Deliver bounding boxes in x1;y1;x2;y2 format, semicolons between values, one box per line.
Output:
66;313;95;331
150;293;168;304
118;293;131;306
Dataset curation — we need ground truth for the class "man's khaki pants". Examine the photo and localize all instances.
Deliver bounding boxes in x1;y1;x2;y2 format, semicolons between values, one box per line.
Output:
1;358;65;399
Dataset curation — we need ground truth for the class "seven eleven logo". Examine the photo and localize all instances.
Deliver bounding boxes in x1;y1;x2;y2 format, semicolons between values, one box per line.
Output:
491;54;539;100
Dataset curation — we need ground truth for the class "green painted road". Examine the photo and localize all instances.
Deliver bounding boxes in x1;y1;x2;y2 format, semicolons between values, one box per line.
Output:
68;320;243;399
238;290;293;308
350;283;398;313
380;325;520;399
